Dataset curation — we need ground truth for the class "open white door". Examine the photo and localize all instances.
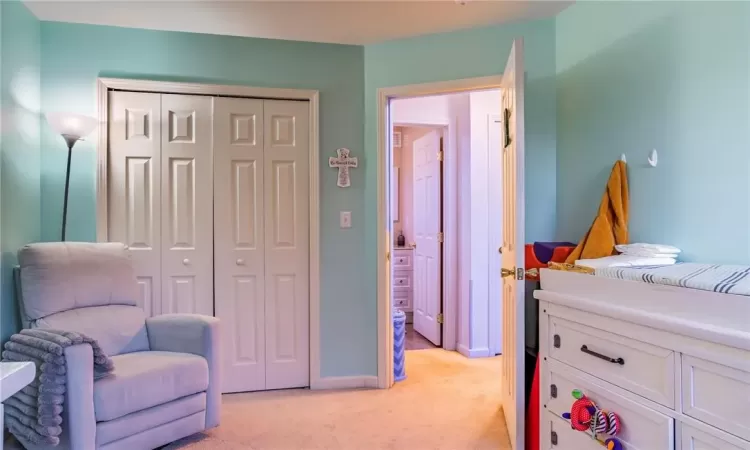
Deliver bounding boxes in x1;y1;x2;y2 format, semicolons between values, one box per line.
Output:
413;130;442;346
500;39;525;450
488;114;503;356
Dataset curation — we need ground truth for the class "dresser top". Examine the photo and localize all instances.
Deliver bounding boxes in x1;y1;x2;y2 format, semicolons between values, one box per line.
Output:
535;269;750;353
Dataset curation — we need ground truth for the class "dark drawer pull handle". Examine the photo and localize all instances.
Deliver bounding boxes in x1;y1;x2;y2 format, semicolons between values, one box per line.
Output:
581;345;624;365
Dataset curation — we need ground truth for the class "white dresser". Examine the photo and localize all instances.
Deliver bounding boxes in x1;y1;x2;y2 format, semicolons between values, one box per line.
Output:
392;247;414;315
536;269;750;450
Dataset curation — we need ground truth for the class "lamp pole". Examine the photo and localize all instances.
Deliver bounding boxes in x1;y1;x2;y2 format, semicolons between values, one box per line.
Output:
45;112;98;242
61;135;78;241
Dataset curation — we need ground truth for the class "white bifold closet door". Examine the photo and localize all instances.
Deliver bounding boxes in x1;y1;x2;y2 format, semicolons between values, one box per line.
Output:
160;94;213;316
214;98;310;392
108;91;162;316
108;91;213;316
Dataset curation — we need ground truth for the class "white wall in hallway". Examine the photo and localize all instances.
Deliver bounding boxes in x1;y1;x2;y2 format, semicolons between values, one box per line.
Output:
448;92;472;355
391;95;450;126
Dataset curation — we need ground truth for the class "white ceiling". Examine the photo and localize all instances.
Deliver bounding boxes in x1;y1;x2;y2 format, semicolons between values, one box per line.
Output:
24;1;571;45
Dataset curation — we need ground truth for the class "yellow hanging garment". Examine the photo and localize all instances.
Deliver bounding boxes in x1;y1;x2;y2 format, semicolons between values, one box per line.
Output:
565;160;629;263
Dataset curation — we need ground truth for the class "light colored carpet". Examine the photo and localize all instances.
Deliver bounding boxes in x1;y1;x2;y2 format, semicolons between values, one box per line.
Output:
167;349;510;450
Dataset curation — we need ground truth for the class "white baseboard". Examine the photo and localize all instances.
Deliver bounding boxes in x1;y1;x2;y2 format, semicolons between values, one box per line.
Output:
311;376;379;390
457;344;491;358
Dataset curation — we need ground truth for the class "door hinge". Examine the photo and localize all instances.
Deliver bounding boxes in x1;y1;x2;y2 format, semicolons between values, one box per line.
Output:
386;251;390;262
437;151;444;162
437;232;444;243
437;313;444;324
551;431;558;446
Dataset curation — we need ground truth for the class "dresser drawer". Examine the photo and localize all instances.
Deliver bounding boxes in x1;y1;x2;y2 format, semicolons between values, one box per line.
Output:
393;271;412;289
681;424;750;450
545;411;601;450
682;355;750;441
393;250;413;270
393;289;412;310
545;361;675;450
548;316;675;408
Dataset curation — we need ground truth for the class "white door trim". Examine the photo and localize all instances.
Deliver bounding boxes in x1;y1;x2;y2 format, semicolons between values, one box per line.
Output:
378;75;504;389
95;77;323;389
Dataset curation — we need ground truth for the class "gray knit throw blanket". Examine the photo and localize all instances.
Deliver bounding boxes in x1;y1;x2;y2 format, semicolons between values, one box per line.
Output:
1;329;115;446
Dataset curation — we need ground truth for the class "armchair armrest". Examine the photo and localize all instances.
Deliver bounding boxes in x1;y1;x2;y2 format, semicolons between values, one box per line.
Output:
146;314;221;428
63;344;96;450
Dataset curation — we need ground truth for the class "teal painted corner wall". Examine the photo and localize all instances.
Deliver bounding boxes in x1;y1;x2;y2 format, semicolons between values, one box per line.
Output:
40;22;369;377
365;18;557;243
0;1;41;343
556;1;750;263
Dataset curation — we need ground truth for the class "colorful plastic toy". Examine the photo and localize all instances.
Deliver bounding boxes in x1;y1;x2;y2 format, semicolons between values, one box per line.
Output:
562;389;624;449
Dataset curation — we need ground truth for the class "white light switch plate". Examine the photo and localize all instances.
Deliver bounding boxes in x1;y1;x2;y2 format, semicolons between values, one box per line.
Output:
340;211;352;228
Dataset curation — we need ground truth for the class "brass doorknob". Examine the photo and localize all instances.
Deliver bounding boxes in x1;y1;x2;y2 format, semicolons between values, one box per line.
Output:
501;267;515;278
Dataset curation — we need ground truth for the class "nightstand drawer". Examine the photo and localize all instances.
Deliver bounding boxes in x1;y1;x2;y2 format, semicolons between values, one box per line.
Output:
393;271;412;289
393;289;412;310
548;316;675;408
393;250;413;270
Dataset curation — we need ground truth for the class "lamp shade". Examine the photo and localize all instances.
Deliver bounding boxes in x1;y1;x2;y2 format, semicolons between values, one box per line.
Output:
46;112;98;139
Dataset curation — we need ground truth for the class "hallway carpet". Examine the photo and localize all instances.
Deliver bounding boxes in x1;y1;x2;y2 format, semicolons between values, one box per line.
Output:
168;349;510;449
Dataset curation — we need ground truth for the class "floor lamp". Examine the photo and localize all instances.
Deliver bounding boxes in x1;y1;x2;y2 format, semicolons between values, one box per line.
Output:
46;113;98;241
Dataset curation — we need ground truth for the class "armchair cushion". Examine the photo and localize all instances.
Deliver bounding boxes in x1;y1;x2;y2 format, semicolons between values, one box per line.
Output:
17;242;140;321
36;305;149;357
93;351;208;422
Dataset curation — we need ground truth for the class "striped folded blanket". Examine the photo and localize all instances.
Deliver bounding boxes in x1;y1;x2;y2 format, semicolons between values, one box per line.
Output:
596;263;750;296
2;329;114;446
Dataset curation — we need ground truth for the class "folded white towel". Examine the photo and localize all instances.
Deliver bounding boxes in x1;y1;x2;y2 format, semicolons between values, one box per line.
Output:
615;243;681;254
619;248;680;258
576;254;677;269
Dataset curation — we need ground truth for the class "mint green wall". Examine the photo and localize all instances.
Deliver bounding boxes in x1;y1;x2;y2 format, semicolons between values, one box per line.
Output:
40;23;368;376
556;1;750;263
365;18;557;242
0;1;41;342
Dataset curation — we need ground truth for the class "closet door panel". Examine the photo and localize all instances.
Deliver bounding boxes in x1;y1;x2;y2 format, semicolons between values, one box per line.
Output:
161;94;214;316
108;91;162;316
214;97;267;393
263;100;310;390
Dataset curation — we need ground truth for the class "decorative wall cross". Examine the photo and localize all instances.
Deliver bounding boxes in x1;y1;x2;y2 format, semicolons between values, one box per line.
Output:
329;148;358;188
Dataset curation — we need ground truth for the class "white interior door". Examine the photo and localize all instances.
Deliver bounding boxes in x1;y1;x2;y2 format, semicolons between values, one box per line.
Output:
412;130;442;346
213;97;266;393
500;39;526;450
108;91;162;316
160;94;214;316
263;99;310;390
488;114;503;356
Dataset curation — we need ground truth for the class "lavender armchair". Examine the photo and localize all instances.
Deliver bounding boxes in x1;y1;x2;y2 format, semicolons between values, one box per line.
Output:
14;242;220;450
